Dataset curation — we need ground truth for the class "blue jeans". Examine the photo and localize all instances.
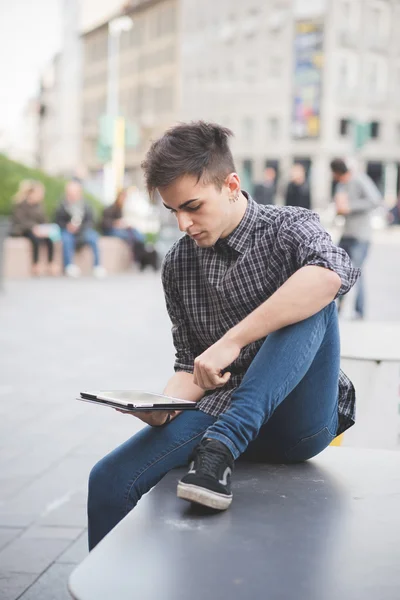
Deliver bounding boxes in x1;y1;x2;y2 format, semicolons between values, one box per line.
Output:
338;236;370;317
88;302;340;549
61;229;100;268
105;227;145;243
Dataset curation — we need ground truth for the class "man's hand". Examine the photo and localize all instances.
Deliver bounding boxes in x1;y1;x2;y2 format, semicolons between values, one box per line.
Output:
67;222;79;234
116;409;181;426
193;337;241;390
335;192;350;215
113;218;128;229
32;225;45;237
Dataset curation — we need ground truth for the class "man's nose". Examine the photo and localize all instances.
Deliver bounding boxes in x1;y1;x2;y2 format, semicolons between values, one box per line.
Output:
176;212;193;232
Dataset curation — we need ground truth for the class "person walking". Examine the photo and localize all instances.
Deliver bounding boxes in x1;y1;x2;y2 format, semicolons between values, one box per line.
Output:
285;163;311;210
253;167;277;206
330;158;381;319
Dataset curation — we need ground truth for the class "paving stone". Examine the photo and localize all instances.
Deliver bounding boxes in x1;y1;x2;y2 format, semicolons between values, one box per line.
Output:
18;563;75;600
0;572;38;600
0;537;71;574
20;526;84;541
56;531;88;565
0;478;34;503
38;502;87;529
0;527;23;552
0;513;36;529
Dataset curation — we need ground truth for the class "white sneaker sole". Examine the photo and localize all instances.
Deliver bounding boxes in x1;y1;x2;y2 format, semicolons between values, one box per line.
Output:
177;482;232;510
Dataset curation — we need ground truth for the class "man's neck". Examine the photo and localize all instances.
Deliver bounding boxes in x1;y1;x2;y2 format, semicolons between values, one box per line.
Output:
221;192;248;238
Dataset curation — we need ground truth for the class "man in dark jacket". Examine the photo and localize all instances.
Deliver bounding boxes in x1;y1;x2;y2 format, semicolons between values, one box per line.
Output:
55;180;106;278
253;167;276;206
285;164;311;210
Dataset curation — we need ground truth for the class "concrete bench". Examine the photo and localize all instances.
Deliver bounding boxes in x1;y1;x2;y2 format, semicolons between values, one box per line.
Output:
339;321;400;450
68;446;400;600
3;236;132;278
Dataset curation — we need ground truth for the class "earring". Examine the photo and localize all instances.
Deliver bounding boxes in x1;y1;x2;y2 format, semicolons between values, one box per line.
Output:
229;191;240;203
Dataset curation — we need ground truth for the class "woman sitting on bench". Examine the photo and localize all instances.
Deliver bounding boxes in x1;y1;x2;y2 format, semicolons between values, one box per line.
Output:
9;180;58;277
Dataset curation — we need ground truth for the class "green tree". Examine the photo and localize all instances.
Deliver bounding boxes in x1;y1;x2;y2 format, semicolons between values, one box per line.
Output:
0;154;101;218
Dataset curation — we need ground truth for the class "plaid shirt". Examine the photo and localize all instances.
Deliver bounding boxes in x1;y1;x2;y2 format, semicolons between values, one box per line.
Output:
162;195;359;435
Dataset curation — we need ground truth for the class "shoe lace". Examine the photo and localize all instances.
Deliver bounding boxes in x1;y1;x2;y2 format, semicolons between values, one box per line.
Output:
194;444;229;478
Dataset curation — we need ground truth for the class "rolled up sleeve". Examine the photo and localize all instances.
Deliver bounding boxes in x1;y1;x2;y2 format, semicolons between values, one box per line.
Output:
161;256;198;373
279;212;360;298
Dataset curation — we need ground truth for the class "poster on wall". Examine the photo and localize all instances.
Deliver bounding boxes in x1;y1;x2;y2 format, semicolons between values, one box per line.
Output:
292;20;324;139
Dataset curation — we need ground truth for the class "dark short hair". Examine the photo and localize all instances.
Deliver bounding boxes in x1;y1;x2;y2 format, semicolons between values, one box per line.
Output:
141;121;236;195
330;158;348;175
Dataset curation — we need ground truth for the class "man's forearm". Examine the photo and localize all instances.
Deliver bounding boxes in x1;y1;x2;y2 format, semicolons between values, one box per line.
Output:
224;266;341;349
163;371;205;402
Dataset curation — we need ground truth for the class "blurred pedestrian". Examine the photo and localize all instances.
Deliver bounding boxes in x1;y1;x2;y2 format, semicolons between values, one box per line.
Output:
253;167;276;205
285;163;311;210
388;194;400;226
330;158;382;319
55;179;106;278
100;188;145;266
10;180;58;276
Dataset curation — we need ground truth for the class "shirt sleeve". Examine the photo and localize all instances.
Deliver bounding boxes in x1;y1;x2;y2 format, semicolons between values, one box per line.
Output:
161;252;199;373
278;211;360;298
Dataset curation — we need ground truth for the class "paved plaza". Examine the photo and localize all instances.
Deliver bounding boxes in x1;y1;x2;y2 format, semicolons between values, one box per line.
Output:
0;232;399;599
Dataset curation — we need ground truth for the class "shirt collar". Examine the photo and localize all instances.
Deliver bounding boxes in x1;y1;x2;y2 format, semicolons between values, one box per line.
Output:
214;191;259;254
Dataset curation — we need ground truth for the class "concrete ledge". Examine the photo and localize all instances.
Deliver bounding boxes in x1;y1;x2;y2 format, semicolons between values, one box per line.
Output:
4;236;132;278
68;447;400;600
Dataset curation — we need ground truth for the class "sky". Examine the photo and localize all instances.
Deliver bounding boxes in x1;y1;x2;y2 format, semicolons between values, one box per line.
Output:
0;0;121;140
0;0;61;132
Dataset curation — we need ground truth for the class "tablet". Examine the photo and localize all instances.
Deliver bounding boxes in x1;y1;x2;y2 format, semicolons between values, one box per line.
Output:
78;390;199;412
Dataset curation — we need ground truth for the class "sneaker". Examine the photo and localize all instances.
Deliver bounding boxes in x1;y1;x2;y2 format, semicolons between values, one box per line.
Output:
93;265;107;279
65;264;81;278
177;439;234;510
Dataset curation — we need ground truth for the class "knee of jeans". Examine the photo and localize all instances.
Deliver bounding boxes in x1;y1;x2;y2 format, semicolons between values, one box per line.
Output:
85;230;99;243
88;457;115;513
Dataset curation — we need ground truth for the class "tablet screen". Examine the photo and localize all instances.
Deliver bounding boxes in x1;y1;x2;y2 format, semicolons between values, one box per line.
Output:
89;390;196;407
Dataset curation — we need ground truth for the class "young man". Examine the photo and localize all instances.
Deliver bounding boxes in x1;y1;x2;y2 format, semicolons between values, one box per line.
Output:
88;122;359;550
330;158;381;319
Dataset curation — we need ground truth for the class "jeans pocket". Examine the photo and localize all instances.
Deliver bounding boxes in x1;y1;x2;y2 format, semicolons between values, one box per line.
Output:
284;426;337;463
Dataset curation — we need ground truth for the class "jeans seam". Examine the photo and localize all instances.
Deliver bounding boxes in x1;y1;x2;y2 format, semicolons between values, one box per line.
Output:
269;315;324;417
123;428;208;514
283;425;336;461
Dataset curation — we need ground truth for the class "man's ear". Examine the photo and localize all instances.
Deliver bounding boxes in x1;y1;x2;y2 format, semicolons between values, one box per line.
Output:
225;172;241;194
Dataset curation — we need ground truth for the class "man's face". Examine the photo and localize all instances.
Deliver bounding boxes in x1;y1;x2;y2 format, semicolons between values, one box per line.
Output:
265;168;276;183
159;174;238;248
65;182;82;203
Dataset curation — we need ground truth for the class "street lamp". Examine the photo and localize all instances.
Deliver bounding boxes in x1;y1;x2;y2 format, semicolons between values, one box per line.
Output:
104;15;133;204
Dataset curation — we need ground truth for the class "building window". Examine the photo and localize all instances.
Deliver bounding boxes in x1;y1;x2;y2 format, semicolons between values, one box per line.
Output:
366;57;387;99
268;56;282;79
245;60;257;84
367;2;390;47
268;117;280;140
370;121;380;139
339;118;351;136
337;53;358;91
243;117;255;143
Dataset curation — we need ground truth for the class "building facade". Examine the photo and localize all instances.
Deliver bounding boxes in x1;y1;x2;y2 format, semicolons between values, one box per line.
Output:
81;0;400;205
81;0;179;188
